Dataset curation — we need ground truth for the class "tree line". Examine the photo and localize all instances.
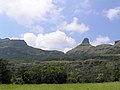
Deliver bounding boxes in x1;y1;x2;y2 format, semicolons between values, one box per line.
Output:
0;59;120;84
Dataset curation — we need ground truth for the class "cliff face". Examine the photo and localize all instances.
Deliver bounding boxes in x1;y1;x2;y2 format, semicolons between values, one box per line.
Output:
115;40;120;47
80;38;91;46
115;40;120;45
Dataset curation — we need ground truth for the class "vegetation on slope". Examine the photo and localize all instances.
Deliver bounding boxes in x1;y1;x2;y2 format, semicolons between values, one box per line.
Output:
66;38;120;60
0;38;65;61
0;38;120;61
1;59;120;84
0;38;120;84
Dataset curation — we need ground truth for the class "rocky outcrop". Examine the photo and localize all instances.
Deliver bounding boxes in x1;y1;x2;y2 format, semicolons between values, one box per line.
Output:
81;38;91;46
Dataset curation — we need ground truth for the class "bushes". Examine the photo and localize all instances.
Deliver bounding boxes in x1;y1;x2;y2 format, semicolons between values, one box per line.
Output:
1;59;120;84
11;65;67;84
39;65;67;84
0;59;11;84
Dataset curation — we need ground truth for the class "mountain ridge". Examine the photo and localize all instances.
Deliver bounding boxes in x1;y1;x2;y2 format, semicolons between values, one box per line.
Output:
0;38;65;61
0;38;120;61
66;38;120;60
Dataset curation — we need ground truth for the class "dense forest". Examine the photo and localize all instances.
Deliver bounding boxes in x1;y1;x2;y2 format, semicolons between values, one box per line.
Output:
1;58;120;84
0;38;120;84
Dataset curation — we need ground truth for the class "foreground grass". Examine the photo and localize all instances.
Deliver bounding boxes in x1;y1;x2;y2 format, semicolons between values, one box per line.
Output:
0;82;120;90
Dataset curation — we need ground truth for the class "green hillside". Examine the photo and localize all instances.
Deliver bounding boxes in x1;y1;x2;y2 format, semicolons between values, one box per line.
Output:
66;38;120;60
0;38;65;61
0;38;120;61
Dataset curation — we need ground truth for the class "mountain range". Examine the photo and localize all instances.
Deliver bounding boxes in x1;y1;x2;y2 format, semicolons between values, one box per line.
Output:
67;38;120;60
0;38;64;61
0;38;120;61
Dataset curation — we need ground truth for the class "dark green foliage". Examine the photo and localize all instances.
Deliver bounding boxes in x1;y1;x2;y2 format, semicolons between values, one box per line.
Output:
0;38;120;84
0;59;11;84
39;65;67;84
8;59;120;84
11;65;67;84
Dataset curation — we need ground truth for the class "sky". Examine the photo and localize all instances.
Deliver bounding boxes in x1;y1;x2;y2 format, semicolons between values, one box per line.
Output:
0;0;120;52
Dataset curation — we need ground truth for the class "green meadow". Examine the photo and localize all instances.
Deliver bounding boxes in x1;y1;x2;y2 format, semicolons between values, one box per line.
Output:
0;82;120;90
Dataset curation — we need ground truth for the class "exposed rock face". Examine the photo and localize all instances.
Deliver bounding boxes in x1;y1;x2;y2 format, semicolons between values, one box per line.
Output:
115;40;120;45
81;38;91;46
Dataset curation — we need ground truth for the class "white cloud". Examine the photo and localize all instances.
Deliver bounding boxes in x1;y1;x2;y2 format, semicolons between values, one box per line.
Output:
23;31;76;52
30;25;44;33
64;48;72;53
0;0;63;32
10;38;23;40
0;0;91;34
58;17;89;33
23;33;37;46
53;0;65;4
91;36;111;46
74;0;93;15
105;7;120;20
44;7;64;24
0;0;52;24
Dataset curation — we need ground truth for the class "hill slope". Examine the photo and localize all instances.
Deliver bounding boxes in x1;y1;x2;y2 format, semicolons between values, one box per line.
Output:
66;38;120;60
0;38;120;61
0;38;65;61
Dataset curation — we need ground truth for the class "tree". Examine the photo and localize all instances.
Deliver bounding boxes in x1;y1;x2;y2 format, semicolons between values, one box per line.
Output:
39;65;67;84
0;59;11;84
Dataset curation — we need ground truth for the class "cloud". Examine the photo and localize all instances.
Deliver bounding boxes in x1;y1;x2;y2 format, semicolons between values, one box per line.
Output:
64;48;72;53
74;0;93;15
58;17;89;33
30;25;44;33
105;7;120;20
23;33;37;47
23;31;76;52
0;0;91;34
0;0;63;33
0;0;52;24
53;0;65;4
91;36;111;46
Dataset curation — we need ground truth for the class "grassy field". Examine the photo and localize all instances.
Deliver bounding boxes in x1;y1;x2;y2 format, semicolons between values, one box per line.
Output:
0;82;120;90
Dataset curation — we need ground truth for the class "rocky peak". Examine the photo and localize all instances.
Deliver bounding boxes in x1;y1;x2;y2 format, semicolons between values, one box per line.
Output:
114;40;120;48
81;38;91;46
115;40;120;44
